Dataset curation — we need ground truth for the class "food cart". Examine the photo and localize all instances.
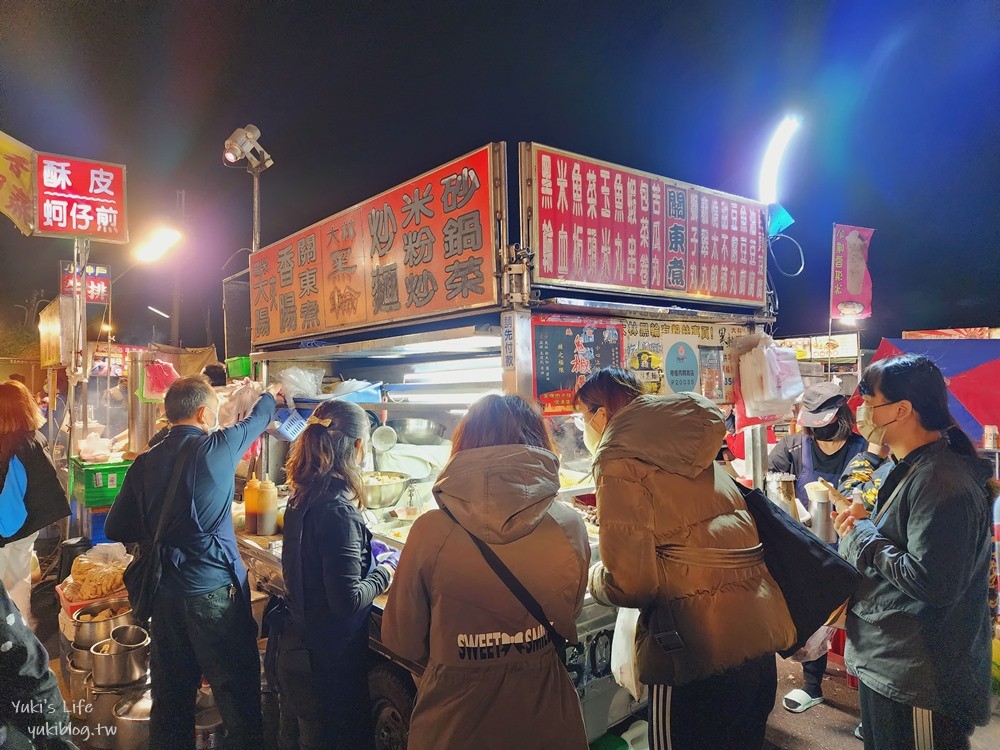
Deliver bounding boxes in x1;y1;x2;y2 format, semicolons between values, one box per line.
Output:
236;142;775;747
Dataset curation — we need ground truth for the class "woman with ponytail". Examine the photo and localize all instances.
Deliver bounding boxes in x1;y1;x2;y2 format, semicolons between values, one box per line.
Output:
833;354;995;750
274;400;397;749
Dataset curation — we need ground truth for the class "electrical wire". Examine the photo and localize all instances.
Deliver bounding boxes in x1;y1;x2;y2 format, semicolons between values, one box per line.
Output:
767;233;805;277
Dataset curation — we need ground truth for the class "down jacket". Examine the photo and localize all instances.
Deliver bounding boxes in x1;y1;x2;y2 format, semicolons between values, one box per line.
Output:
588;393;796;685
381;444;590;750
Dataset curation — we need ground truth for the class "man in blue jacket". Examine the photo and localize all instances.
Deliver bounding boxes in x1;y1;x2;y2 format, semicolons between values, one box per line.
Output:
106;375;283;750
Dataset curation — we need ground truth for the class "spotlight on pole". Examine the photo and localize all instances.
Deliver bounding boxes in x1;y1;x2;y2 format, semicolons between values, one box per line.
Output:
759;115;801;236
223;125;273;171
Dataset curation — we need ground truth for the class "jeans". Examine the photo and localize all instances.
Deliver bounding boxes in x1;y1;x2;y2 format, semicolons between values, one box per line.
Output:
149;584;262;750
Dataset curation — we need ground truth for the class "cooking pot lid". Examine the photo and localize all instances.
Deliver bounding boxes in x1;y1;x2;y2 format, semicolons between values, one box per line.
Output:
114;690;153;720
196;706;223;729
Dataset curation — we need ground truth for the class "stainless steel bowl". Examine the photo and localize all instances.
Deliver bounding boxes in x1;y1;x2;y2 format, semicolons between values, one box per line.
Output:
361;471;411;508
90;635;149;687
386;418;445;445
73;598;136;649
110;625;148;654
71;641;93;671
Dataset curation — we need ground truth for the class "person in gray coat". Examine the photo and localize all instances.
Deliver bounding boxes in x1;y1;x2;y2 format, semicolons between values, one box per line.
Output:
834;354;995;750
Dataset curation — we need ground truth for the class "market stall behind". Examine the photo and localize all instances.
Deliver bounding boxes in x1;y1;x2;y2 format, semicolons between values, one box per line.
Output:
240;140;776;746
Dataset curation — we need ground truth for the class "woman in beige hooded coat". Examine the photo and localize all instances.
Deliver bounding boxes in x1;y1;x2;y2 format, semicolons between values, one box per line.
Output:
381;394;590;750
577;368;795;750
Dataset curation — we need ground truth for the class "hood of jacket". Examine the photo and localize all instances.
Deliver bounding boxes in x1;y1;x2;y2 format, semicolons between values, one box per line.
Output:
596;393;725;479
432;444;560;544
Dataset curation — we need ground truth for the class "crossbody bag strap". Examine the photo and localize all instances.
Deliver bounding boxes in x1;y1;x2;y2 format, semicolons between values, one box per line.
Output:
439;506;572;654
871;463;915;526
150;437;198;544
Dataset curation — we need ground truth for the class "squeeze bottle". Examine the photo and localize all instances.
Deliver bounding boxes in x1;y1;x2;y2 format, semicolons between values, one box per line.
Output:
243;477;260;535
258;479;279;536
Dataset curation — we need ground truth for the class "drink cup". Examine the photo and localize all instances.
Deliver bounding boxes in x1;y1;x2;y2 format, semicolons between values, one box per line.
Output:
804;480;831;508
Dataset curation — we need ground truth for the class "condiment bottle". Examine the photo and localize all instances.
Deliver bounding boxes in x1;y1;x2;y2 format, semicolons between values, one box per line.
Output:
257;478;279;536
243;477;260;535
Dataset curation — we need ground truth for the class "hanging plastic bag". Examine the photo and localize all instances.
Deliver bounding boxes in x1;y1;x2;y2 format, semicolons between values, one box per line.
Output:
277;367;324;401
737;335;804;417
141;360;180;401
786;625;835;663
611;606;646;700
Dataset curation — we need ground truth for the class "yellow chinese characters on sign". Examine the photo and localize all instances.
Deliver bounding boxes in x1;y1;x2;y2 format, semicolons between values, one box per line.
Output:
251;145;500;344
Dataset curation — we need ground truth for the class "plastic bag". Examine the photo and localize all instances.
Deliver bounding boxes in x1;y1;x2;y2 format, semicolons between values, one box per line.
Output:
738;335;804;417
611;606;646;700
786;625;835;663
277;367;324;402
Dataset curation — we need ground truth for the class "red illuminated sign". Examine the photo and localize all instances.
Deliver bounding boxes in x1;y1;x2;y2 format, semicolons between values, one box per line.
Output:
523;143;767;307
34;152;128;243
60;260;110;303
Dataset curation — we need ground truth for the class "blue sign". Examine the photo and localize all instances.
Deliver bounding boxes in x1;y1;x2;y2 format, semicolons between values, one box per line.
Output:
665;341;699;393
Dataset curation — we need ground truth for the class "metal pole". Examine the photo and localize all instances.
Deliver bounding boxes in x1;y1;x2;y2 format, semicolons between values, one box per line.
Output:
171;189;185;346
252;167;261;254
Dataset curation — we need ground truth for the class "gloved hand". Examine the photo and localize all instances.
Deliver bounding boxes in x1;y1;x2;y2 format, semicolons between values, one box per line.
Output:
370;541;401;570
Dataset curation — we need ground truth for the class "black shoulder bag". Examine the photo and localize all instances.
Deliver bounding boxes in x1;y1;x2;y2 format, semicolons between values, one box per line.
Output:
440;506;576;669
736;481;862;656
123;438;197;623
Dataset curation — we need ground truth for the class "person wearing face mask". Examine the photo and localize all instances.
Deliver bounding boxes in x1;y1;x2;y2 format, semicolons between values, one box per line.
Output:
270;400;396;749
106;375;284;750
578;368;795;750
767;381;868;714
832;355;995;750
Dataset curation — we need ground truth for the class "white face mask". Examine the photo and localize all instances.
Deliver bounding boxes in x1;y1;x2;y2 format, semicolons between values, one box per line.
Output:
578;408;606;456
204;407;221;434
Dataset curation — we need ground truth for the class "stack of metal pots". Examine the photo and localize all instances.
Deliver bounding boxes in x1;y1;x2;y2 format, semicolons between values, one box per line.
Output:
68;599;151;749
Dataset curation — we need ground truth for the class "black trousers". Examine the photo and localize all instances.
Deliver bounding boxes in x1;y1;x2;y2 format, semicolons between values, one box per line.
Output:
858;681;975;750
276;626;374;750
802;652;828;695
648;654;778;750
149;584;263;750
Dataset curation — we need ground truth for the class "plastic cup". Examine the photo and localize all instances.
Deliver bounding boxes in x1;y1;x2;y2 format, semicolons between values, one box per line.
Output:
804;481;831;505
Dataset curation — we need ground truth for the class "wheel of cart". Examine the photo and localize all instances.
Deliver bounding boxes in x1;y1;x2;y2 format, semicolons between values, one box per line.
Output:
369;662;416;750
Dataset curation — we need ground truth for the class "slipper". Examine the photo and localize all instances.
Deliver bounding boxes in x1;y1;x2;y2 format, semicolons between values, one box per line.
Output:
854;724;864;741
782;688;824;713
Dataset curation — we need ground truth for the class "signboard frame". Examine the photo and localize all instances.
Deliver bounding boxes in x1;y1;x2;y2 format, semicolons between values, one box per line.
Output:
520;142;768;309
32;151;129;244
250;142;507;346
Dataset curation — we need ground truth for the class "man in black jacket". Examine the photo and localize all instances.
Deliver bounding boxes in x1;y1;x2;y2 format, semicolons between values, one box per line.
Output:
106;375;283;750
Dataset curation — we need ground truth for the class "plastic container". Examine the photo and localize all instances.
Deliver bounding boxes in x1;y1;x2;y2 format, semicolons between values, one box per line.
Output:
257;480;278;536
71;458;133;508
243;477;260;535
56;583;125;617
619;720;649;749
267;408;307;441
225;356;252;379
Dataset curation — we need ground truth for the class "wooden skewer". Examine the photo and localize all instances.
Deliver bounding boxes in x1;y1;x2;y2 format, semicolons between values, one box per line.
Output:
817;477;851;511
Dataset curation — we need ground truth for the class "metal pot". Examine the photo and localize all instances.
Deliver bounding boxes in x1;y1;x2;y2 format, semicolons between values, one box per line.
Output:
73;598;136;649
110;625;148;653
113;689;152;750
90;635;149;687
195;706;224;749
86;674;146;750
66;659;90;717
361;471;412;509
386;418;445;445
71;641;93;671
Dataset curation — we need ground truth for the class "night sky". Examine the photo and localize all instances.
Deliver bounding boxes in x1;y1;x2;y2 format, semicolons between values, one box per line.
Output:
1;0;997;351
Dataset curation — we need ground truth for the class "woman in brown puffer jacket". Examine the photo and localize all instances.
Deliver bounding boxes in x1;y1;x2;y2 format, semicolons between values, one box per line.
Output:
577;368;795;750
381;394;590;750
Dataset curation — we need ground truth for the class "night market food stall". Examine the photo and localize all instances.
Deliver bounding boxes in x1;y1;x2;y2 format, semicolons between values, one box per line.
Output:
236;142;775;746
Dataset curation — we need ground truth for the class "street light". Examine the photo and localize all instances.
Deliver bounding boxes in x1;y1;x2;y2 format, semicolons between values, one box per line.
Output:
223;123;273;253
759;115;801;206
147;306;171;319
133;226;182;264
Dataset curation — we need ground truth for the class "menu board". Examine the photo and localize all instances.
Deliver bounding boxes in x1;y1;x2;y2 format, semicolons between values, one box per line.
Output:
524;143;766;307
251;145;503;344
532;315;624;415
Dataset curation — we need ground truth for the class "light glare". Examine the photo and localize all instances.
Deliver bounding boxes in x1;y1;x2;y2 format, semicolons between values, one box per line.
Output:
759;115;801;205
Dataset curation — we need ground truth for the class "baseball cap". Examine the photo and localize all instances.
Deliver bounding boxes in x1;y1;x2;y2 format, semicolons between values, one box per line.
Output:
797;381;846;428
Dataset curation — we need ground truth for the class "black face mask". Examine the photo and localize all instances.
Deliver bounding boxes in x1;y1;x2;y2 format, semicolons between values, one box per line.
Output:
811;423;843;442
